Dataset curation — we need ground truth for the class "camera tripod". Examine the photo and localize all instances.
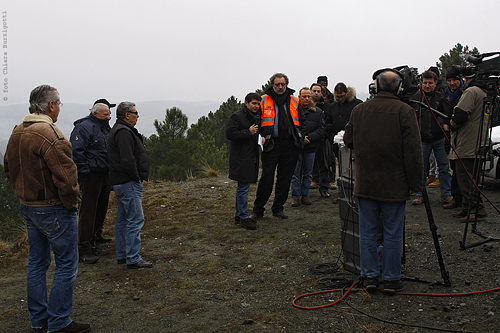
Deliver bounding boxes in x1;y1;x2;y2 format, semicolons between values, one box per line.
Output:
459;78;500;250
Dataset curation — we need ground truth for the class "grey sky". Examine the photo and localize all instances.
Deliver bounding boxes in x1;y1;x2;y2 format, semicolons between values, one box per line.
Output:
1;0;499;107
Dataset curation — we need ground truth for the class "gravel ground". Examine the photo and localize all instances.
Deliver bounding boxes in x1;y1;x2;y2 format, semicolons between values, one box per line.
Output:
1;175;500;333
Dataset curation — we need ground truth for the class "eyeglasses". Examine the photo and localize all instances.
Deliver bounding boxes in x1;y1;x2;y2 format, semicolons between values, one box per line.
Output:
128;111;139;115
52;101;63;107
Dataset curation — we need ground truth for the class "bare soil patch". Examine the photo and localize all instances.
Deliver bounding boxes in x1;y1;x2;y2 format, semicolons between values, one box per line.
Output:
1;176;500;332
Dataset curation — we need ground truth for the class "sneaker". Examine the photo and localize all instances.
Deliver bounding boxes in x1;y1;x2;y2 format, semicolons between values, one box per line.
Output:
428;179;441;188
79;253;99;264
300;196;311;205
440;195;453;204
49;321;91;333
310;182;319;189
362;276;380;291
239;218;257;230
91;243;109;256
412;196;424;205
383;280;403;294
426;175;436;185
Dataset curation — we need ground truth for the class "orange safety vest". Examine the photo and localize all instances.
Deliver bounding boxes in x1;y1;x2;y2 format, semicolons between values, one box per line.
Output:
261;95;300;128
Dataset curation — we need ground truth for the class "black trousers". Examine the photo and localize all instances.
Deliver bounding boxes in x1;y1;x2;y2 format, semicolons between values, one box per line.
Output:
455;158;486;215
78;172;111;255
253;137;299;215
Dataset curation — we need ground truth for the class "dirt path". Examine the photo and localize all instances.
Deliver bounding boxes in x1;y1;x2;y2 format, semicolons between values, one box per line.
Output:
1;176;499;332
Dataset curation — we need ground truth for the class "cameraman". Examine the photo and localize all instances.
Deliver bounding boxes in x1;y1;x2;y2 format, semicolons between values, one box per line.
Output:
449;74;489;221
344;69;423;293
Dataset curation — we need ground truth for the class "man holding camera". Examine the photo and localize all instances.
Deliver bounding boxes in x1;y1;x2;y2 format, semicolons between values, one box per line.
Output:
448;75;489;221
344;69;423;293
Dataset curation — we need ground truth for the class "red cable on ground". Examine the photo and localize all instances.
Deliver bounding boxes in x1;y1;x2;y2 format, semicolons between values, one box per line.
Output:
292;282;500;310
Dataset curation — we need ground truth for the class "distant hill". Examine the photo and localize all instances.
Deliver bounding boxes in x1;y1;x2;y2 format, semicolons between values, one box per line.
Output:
0;100;222;155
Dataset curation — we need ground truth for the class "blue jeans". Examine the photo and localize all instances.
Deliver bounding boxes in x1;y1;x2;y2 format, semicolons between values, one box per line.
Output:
113;181;145;265
417;138;452;197
20;204;78;332
235;182;251;219
357;198;405;281
291;152;316;199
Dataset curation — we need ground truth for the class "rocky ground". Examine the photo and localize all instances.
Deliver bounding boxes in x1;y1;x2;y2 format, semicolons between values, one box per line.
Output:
1;175;500;333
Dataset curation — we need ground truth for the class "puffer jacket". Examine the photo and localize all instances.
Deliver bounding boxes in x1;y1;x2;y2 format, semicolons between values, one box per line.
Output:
70;113;110;175
4;114;79;211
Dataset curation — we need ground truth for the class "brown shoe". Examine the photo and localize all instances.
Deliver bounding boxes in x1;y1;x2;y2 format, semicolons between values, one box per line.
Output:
440;195;453;204
459;213;488;222
443;200;460;209
300;196;311;205
50;321;91;333
426;175;436;185
291;199;300;207
240;218;257;230
452;209;468;218
332;197;339;204
428;179;441;188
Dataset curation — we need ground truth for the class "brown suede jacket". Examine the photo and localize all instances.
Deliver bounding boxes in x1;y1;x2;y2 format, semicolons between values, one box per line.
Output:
343;92;424;202
4;114;79;211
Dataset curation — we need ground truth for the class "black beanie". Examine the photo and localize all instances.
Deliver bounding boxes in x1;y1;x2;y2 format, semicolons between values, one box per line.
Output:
445;68;461;81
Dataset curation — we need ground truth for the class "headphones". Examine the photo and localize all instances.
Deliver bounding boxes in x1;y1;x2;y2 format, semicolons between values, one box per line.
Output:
370;68;404;95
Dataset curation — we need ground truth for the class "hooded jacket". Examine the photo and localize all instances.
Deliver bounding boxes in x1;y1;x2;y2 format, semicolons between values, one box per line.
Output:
4;114;79;211
325;87;363;137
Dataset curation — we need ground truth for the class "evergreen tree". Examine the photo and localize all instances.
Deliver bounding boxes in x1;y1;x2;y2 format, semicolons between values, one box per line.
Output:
436;43;480;80
153;107;188;143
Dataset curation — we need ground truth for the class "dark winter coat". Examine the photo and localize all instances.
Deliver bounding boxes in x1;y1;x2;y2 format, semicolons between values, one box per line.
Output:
70;113;110;175
226;106;261;184
300;104;326;154
411;90;450;143
107;119;149;185
325;87;363;138
343;92;424;202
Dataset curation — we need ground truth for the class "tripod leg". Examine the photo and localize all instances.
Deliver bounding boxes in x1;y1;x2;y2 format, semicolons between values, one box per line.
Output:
421;188;451;286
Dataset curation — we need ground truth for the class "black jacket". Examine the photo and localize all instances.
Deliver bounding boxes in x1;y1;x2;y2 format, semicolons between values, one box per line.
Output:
412;90;451;143
108;119;149;185
300;104;326;154
226;106;261;183
325;87;362;138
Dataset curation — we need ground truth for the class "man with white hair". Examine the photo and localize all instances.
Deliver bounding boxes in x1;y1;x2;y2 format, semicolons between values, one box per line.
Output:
70;99;115;264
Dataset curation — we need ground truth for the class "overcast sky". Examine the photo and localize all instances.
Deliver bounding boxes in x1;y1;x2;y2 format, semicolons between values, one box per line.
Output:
1;0;499;107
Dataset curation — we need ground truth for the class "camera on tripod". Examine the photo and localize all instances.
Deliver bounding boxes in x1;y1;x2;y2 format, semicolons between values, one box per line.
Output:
452;52;500;79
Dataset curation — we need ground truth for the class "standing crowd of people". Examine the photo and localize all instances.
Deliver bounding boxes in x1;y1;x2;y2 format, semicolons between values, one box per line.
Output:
2;64;490;330
227;68;490;294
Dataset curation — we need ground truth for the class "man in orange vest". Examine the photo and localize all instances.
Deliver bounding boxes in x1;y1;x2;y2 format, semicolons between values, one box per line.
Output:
250;73;307;220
